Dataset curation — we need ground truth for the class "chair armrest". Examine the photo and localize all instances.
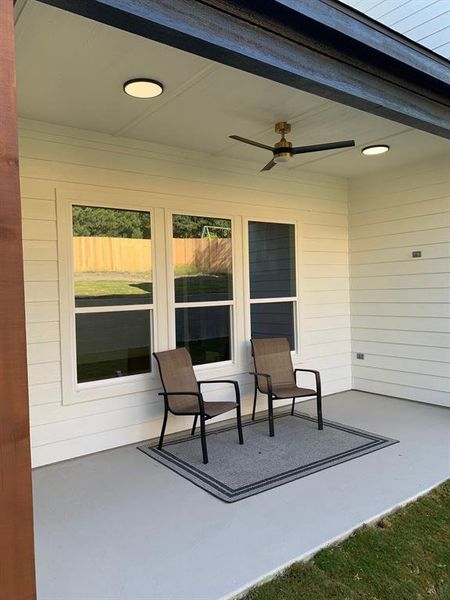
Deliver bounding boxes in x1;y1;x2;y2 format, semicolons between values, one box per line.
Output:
198;380;241;404
158;391;205;411
294;369;321;393
249;371;273;394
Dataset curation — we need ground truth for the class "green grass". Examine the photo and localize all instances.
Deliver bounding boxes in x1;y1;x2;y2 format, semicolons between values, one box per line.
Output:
74;273;232;300
75;279;151;298
245;480;450;600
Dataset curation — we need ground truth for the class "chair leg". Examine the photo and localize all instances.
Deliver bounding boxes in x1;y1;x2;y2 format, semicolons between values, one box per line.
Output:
158;408;168;450
236;405;244;445
268;394;275;437
251;385;258;420
291;397;296;416
317;392;323;430
191;414;198;436
200;414;208;464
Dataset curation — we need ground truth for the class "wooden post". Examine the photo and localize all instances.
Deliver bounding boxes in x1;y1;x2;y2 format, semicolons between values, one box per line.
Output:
0;1;36;598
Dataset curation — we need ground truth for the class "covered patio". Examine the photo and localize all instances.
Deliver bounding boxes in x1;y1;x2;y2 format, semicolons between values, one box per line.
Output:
1;0;449;598
33;391;449;599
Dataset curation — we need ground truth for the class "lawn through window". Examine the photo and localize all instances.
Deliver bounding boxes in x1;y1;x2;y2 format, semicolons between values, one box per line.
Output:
72;205;152;383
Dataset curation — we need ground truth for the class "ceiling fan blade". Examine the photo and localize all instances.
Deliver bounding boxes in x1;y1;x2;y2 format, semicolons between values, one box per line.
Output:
229;135;274;151
260;159;277;172
292;140;355;154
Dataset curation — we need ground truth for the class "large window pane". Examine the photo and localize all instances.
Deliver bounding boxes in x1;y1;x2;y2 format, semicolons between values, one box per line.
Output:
176;306;231;365
173;214;232;302
249;221;296;299
251;302;295;350
73;206;152;307
76;311;151;383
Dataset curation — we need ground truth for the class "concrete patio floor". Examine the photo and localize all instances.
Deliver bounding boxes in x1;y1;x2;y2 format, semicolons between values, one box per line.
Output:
33;390;450;600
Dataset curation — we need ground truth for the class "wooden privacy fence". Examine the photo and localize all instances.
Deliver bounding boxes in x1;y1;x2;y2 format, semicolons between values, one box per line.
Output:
73;236;232;272
172;238;231;273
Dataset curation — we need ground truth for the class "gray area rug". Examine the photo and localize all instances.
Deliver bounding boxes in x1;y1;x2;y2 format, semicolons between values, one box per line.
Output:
138;411;398;502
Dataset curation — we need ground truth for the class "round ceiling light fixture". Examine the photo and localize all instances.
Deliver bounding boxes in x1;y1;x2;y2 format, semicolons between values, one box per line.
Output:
361;144;390;156
123;78;164;98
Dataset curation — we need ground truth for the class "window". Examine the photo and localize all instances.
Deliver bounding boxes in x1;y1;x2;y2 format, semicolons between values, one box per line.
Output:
172;214;233;365
61;196;301;403
72;205;152;383
248;221;297;350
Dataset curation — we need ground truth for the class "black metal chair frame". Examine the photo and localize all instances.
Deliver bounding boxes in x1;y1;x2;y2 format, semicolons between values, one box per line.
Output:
155;374;244;465
249;369;323;437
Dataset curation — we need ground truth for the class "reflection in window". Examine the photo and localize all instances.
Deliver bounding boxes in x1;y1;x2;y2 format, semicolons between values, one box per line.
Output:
249;221;297;351
72;205;153;384
73;206;151;307
172;214;232;303
176;306;231;365
76;310;151;383
249;221;296;299
250;302;295;350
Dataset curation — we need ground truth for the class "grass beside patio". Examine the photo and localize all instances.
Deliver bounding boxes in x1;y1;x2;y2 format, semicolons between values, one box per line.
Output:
245;480;450;600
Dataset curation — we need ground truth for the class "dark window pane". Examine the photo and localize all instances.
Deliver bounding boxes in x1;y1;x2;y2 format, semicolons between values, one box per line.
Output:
73;206;152;307
76;311;151;383
173;214;232;302
176;306;231;365
251;302;295;350
249;221;296;299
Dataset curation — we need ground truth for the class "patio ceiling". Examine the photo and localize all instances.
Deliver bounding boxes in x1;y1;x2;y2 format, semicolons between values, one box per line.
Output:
15;0;450;178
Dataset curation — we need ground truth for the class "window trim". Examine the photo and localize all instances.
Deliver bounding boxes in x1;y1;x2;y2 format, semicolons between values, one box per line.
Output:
243;216;303;358
57;190;160;405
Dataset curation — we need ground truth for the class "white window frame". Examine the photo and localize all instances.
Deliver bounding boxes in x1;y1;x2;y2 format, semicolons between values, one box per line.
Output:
57;189;161;405
243;217;302;358
165;208;239;377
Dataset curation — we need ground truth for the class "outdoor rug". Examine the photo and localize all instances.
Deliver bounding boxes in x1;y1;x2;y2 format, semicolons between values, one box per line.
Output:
137;411;398;502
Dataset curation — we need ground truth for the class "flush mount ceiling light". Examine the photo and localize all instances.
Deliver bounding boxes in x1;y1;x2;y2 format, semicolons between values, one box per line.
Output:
123;78;164;98
361;144;390;156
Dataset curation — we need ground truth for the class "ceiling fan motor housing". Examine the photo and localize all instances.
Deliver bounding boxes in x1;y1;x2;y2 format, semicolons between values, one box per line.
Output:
273;122;293;162
274;138;292;162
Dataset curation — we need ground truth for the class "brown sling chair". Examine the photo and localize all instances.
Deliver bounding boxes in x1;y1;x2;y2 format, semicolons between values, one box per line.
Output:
250;337;323;436
154;347;244;464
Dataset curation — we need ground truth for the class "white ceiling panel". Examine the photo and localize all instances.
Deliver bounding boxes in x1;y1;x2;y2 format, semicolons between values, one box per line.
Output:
15;1;215;135
15;0;450;178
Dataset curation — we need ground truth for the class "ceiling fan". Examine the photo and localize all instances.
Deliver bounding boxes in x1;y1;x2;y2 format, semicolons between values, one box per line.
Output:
229;122;355;171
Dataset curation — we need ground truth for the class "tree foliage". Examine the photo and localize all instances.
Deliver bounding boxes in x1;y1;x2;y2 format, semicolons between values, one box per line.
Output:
72;206;150;239
72;206;231;239
172;215;231;238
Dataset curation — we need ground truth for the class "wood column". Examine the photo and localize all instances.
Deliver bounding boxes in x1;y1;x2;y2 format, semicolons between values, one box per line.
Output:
0;1;36;598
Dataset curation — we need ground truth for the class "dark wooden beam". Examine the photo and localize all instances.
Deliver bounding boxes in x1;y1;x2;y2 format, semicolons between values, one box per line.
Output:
0;1;36;598
36;0;450;138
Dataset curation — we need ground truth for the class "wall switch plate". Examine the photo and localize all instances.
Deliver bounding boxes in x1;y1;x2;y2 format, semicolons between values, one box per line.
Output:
356;353;364;359
412;251;422;258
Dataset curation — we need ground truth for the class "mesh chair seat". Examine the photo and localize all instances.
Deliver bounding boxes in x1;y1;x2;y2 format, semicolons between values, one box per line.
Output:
272;384;316;399
204;401;238;418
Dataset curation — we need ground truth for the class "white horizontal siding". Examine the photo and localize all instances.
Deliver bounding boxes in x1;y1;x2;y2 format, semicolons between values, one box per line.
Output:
340;0;450;58
20;119;351;466
349;154;450;408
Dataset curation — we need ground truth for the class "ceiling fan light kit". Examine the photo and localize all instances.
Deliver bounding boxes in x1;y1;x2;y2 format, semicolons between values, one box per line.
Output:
229;122;356;171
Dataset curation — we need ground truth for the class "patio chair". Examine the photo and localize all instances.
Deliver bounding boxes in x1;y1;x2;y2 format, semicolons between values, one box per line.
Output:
250;338;323;437
153;348;244;464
